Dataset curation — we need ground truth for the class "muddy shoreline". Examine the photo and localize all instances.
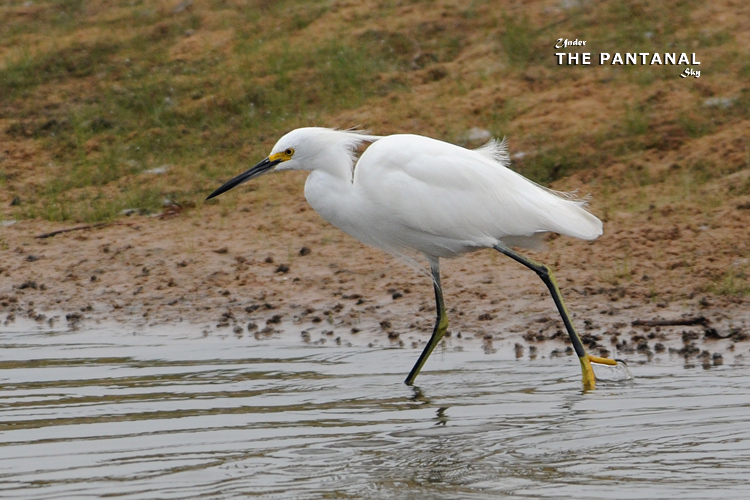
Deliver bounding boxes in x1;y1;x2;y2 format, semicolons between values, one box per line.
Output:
3;205;748;371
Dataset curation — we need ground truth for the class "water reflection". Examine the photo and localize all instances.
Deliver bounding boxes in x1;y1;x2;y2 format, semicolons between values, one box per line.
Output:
1;324;749;499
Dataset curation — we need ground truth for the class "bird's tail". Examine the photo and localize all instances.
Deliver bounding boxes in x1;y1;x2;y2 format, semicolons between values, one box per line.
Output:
542;193;603;241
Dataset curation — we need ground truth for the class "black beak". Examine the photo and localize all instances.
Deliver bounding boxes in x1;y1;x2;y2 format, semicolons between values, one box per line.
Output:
206;157;281;200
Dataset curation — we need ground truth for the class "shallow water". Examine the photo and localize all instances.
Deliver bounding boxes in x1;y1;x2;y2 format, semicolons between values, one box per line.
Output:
1;324;750;499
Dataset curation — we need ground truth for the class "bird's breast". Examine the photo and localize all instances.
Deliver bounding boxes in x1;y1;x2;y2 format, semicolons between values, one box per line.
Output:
304;171;367;236
304;170;409;253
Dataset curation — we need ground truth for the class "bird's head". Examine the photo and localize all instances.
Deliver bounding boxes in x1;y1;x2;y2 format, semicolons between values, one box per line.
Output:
205;129;306;201
205;127;378;201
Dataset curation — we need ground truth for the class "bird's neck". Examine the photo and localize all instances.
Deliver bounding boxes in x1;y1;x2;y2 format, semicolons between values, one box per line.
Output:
301;146;359;232
307;149;355;182
303;168;355;228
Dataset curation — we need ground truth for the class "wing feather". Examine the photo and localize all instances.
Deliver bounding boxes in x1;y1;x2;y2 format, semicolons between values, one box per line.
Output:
352;134;601;257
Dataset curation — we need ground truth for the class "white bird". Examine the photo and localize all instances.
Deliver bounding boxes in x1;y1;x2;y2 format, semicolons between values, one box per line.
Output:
207;127;620;389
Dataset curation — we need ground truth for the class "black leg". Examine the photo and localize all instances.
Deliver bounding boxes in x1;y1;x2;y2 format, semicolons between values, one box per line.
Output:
405;258;448;385
493;245;615;389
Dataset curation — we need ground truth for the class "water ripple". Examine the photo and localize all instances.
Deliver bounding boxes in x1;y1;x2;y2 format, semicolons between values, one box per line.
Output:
1;326;749;499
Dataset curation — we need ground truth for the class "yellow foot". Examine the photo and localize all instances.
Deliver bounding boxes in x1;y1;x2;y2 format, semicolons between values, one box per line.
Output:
579;356;596;391
580;354;627;390
587;354;618;366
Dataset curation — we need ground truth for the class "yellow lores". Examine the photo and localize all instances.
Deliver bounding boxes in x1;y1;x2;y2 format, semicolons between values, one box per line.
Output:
269;148;295;163
207;127;627;390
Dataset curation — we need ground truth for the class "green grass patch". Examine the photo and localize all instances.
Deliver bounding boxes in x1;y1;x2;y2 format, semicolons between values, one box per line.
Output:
712;266;750;297
0;40;121;97
2;2;415;223
499;13;536;67
16;184;166;223
1;0;748;225
514;146;582;185
624;103;649;135
601;258;633;286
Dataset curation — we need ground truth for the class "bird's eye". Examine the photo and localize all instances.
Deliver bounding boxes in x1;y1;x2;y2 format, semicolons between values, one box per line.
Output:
284;148;294;156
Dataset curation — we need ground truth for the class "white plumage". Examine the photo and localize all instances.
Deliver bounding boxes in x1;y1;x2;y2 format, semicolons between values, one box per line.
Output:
295;128;601;258
206;127;617;388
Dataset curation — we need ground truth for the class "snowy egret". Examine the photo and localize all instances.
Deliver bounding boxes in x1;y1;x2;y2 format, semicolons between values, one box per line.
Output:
206;127;620;389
